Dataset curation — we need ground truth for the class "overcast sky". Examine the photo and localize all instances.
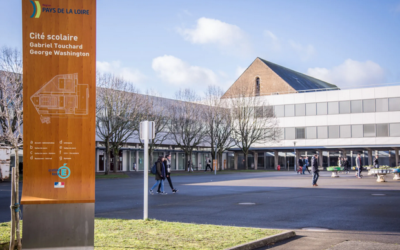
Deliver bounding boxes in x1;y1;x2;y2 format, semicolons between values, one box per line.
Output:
2;0;400;98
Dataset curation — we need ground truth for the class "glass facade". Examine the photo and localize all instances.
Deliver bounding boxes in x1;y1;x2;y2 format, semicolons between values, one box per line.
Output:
317;102;327;115
339;101;350;114
317;126;328;139
295;104;305;116
306;103;316;116
351;100;362;113
340;125;351;138
363;99;375;112
306;126;317;139
285;104;295;117
328;102;339;114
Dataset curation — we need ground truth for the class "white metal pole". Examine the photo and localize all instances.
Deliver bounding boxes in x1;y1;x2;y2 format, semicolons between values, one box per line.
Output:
143;121;149;220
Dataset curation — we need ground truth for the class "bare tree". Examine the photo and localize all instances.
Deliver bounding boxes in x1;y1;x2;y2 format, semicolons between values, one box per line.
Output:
204;86;234;170
96;73;141;174
168;89;207;171
227;84;280;170
0;47;22;249
138;91;171;166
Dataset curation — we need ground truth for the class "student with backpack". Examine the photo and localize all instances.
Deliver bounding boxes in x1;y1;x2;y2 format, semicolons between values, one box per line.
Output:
158;155;178;193
149;156;167;195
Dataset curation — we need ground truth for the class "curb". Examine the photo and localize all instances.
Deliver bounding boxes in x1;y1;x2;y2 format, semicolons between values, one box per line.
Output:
225;231;296;250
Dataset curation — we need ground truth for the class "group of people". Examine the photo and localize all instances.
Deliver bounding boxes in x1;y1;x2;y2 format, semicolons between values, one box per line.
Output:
308;153;380;186
337;157;351;174
149;155;178;195
297;156;311;174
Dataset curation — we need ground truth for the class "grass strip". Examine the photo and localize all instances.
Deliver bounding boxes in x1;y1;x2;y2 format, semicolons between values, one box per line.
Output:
1;219;282;249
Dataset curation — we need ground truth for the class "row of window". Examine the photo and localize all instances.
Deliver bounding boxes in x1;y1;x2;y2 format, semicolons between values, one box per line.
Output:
258;97;400;118
284;123;400;140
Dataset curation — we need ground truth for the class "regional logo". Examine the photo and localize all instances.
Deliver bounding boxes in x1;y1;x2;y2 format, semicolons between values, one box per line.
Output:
30;1;41;18
58;163;70;179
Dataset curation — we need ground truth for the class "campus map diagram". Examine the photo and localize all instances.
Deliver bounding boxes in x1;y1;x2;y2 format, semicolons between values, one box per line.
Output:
30;73;89;124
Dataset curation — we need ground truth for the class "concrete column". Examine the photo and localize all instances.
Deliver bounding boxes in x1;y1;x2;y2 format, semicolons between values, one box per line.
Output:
234;152;238;170
327;151;330;167
317;150;323;169
368;149;373;166
136;151;139;171
254;152;258;170
395;148;399;166
295;150;300;170
175;152;179;170
274;151;279;170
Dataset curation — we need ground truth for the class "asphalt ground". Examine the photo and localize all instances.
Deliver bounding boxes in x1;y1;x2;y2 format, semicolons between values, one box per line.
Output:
1;171;399;249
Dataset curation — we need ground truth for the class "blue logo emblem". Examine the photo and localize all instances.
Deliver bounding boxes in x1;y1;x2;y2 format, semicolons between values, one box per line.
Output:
58;163;70;179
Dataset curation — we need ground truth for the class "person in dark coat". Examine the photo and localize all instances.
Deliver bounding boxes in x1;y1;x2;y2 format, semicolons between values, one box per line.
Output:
356;153;363;178
149;156;167;195
297;157;304;174
343;157;350;174
158;155;178;193
374;155;379;168
312;154;319;186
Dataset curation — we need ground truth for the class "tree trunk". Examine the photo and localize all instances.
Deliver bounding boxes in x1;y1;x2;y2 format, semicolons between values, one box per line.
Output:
218;152;223;171
14;147;21;249
9;167;16;250
105;139;110;175
244;152;248;170
184;152;189;171
113;148;119;173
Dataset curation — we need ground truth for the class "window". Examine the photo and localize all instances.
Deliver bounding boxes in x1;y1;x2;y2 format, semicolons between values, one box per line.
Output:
352;125;363;138
255;106;264;118
351;100;362;113
329;125;340;138
376;98;388;112
295;104;305;116
306;103;316;116
340;101;350;114
317;102;327;115
389;97;400;111
376;124;389;137
255;77;260;96
328;102;339;114
306;127;317;139
274;105;285;117
285;128;295;140
363;99;375;113
317;126;328;139
285;104;295;117
296;128;305;139
363;124;376;137
340;125;351;138
390;123;400;137
264;106;274;117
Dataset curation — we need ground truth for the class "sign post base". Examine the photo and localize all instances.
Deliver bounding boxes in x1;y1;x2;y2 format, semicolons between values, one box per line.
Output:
22;203;94;250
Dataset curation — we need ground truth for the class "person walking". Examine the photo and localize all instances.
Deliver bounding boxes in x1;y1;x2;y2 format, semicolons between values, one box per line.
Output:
374;155;379;169
356;153;363;179
343;157;350;174
312;154;319;186
297;157;304;174
149;156;167;195
205;158;212;171
158;155;178;193
302;157;310;174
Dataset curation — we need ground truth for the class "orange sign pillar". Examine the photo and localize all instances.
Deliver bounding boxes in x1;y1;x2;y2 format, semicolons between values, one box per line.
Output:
21;0;96;248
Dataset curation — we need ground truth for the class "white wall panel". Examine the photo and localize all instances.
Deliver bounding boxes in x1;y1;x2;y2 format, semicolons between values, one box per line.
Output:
326;91;339;102
315;92;327;103
361;88;375;99
350;113;364;124
337;90;350;101
293;93;305;104
386;86;400;98
374;87;388;99
361;113;376;124
349;89;363;100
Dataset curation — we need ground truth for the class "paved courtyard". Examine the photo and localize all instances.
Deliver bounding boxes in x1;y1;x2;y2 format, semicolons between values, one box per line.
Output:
1;171;399;249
